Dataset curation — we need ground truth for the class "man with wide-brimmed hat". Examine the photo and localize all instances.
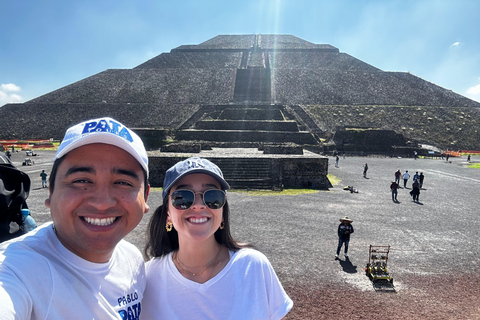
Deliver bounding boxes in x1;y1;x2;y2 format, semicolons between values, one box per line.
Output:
336;216;354;259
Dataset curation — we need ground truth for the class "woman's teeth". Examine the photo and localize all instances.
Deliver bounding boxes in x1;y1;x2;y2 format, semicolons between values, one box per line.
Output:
188;217;208;224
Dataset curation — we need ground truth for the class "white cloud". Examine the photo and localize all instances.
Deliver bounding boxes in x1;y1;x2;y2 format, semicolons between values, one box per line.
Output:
467;84;480;95
466;84;480;102
1;83;21;92
0;83;23;106
451;42;460;47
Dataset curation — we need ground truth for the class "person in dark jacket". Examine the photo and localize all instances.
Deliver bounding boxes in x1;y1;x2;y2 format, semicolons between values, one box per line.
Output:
410;180;421;202
336;216;354;259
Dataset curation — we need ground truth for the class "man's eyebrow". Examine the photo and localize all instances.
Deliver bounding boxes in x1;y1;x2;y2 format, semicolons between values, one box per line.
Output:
64;166;140;181
114;168;140;181
65;166;95;176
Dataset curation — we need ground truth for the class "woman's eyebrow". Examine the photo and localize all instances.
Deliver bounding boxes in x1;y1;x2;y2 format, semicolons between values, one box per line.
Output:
175;183;219;190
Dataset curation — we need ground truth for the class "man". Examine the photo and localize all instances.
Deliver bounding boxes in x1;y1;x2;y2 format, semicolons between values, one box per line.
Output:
335;216;354;259
40;169;48;188
413;171;419;183
0;117;150;319
390;180;399;202
403;170;410;188
394;169;401;185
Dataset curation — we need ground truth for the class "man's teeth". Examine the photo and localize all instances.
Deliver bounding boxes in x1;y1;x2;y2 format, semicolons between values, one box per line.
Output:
84;217;116;226
189;217;208;224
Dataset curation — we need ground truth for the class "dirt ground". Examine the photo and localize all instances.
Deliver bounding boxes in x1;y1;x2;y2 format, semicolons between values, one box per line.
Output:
11;150;480;320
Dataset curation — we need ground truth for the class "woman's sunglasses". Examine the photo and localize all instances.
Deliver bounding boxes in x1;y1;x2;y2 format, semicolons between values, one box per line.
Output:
170;189;226;210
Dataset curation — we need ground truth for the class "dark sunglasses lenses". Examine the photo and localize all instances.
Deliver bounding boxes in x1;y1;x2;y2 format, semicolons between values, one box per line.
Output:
171;190;226;210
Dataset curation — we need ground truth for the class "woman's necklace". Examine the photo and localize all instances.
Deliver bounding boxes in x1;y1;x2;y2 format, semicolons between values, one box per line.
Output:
174;246;222;276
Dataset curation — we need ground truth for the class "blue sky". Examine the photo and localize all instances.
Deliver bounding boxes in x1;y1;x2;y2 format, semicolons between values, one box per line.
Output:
1;0;479;106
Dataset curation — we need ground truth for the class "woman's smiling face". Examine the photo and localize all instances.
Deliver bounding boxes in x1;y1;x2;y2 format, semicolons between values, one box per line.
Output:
167;173;223;243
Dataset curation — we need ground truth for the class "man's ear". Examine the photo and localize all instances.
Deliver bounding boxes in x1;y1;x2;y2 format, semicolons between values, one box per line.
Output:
145;184;150;201
142;185;150;214
45;197;51;208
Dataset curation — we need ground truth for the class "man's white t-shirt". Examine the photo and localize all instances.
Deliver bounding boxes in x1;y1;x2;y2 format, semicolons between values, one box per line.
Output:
0;222;146;320
141;248;293;320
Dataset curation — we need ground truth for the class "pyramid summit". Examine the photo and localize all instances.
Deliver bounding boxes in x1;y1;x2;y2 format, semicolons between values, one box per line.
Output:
1;34;480;150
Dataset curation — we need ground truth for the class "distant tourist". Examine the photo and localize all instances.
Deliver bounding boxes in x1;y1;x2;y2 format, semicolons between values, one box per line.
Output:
410;180;421;202
335;155;339;168
467;155;471;162
413;171;419;183
395;169;401;185
336;216;354;259
419;172;425;188
390;181;399;202
40;170;48;188
403;170;410;188
363;163;368;178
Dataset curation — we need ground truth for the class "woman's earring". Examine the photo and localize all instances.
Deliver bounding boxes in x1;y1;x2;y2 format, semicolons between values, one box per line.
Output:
219;219;225;230
166;221;173;232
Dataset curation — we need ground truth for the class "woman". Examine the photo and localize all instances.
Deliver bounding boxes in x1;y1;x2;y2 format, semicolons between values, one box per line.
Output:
142;157;293;320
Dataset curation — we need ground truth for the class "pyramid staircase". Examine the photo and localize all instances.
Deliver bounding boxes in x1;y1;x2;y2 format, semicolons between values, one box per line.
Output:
209;157;273;189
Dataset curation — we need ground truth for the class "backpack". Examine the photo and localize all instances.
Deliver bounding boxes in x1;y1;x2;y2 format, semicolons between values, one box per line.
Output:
0;153;31;242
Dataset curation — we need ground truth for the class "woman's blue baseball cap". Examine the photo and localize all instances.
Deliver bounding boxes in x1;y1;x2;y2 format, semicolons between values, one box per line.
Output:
162;157;230;199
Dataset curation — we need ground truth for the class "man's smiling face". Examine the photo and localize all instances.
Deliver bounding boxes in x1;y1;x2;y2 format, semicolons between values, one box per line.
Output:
45;143;149;263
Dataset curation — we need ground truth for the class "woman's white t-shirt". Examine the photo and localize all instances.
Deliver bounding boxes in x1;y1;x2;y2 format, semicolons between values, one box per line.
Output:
141;248;293;320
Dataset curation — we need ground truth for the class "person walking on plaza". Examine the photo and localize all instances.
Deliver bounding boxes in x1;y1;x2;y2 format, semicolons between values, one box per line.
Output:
395;169;401;185
335;155;339;168
410;180;421;202
403;170;410;188
363;163;368;178
0;117;150;319
336;216;354;259
390;180;399;202
419;172;425;188
413;171;419;183
40;169;48;188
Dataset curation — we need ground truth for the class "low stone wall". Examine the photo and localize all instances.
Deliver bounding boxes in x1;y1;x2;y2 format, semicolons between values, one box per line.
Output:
148;155;331;190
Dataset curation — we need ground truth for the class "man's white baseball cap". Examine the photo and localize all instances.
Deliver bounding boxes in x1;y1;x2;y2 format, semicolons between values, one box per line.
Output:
54;117;149;176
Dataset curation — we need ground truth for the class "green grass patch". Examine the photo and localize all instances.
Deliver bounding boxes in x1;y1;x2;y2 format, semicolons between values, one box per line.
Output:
230;189;318;196
327;174;341;186
467;163;480;169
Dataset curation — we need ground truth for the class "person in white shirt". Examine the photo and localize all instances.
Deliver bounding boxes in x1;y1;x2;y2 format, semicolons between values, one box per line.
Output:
142;157;293;320
0;117;150;320
403;170;410;188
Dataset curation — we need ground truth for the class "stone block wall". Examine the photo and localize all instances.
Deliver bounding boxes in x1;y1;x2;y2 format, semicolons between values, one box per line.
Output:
148;155;331;190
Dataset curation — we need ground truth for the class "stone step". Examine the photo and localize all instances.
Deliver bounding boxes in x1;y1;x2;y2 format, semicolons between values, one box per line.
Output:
176;129;318;144
195;120;299;132
211;158;272;189
233;68;271;102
